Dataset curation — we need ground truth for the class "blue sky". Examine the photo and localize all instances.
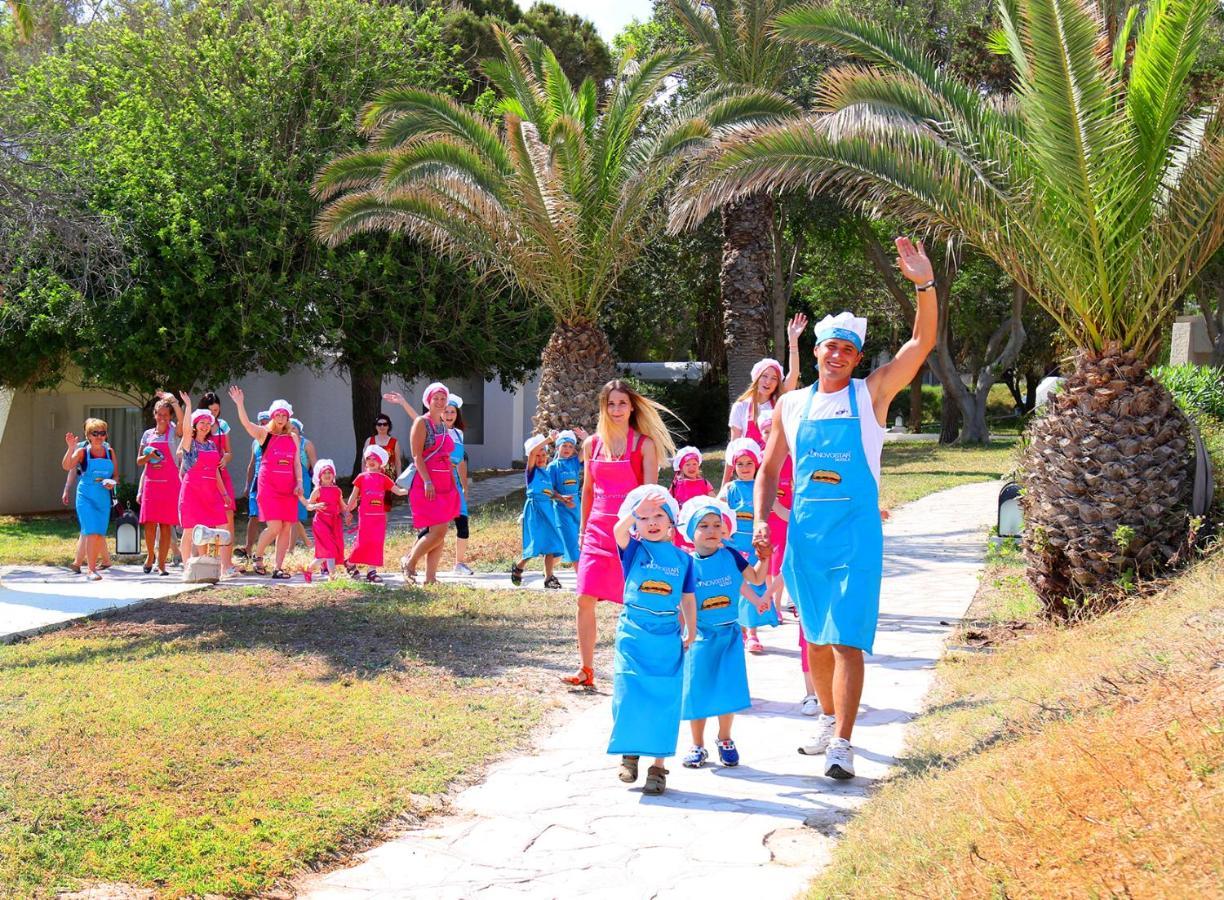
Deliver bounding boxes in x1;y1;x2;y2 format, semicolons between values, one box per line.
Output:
543;0;655;42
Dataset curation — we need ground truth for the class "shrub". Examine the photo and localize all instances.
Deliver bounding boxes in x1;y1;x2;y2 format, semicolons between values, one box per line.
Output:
622;375;729;449
887;384;942;428
1152;364;1224;421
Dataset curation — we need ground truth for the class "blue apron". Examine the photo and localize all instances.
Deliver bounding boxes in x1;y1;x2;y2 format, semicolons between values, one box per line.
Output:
723;479;779;628
548;454;582;563
449;428;468;516
521;466;564;559
608;539;691;758
248;439;262;517
682;547;751;720
782;380;884;653
76;445;115;536
297;443;312;523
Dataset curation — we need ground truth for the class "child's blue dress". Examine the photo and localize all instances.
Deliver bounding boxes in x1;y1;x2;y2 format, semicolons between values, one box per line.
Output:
722;478;780;628
608;537;695;759
548;454;582;563
521;465;565;559
682;547;752;720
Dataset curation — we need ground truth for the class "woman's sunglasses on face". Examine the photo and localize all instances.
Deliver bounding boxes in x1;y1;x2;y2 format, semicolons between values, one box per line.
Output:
376;421;390;428
89;430;107;437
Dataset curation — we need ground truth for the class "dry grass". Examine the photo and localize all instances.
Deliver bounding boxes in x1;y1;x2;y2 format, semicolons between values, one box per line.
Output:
0;583;617;898
808;552;1224;898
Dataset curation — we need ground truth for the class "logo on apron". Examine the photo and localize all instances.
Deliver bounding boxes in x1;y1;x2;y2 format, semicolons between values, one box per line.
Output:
370;498;383;509
810;470;843;485
639;579;673;596
277;458;291;467
735;511;753;521
701;595;731;610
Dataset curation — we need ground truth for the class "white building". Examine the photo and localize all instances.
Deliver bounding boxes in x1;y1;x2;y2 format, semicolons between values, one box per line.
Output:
0;366;539;515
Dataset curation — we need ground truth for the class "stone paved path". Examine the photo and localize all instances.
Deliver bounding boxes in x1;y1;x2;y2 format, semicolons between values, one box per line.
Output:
297;480;1001;899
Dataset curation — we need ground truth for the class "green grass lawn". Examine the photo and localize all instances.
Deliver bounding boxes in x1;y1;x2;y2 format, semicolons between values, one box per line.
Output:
0;583;617;897
0;514;80;566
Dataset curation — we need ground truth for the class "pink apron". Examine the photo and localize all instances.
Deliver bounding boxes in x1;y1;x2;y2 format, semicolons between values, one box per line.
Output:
257;432;299;523
312;484;346;565
139;429;180;526
576;431;645;604
179;441;227;529
347;472;394;566
746;414;767;449
670;476;714;549
768;454;794;578
409;422;460;529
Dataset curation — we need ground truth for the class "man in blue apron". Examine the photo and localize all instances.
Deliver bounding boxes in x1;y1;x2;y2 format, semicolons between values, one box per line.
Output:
754;237;936;779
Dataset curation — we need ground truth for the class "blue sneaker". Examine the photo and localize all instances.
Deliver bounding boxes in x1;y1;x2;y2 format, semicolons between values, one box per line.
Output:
682;745;709;768
716;739;740;767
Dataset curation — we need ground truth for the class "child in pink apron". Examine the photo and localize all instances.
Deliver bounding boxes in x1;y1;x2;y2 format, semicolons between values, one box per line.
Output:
668;446;715;549
307;458;348;578
138;393;182;575
347;444;408;582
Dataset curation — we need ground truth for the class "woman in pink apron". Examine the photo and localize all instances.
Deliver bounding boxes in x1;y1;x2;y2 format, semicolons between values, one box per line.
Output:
402;382;461;585
137;392;183;575
566;380;676;688
229;386;303;579
176;404;233;569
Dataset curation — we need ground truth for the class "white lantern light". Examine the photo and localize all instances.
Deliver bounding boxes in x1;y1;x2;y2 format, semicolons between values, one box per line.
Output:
997;481;1023;538
115;504;141;555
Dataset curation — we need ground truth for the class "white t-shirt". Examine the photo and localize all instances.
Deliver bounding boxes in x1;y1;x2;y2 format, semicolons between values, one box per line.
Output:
728;397;773;434
776;380;885;486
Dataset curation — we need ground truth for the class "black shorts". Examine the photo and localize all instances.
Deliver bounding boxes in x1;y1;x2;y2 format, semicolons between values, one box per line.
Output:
419;514;468;540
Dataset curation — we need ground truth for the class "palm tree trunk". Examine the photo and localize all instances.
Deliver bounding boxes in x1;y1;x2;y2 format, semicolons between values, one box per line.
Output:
721;193;775;404
533;321;618;433
349;365;382;478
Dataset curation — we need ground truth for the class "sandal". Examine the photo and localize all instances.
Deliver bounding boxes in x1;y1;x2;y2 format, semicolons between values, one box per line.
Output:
543;575;562;590
366;571;383;583
270;569;290;580
643;765;668;795
252;556;267;576
618;755;640;783
510;563;524;586
143;563;153;574
560;666;594;688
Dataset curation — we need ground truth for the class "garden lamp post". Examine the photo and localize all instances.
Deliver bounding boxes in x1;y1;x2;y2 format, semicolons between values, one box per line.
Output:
115;504;141;555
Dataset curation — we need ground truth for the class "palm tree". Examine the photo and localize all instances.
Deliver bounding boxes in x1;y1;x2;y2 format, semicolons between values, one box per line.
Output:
313;29;791;430
668;0;804;403
7;0;33;42
670;0;1224;612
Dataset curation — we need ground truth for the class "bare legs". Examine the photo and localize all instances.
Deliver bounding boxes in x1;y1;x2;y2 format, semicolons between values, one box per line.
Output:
253;519;293;570
689;713;735;746
406;523;447;583
576;593;597;670
142;522;173;572
244;516;261;557
805;643;865;740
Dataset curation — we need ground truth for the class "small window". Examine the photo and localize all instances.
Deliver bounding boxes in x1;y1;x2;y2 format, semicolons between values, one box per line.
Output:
86;406;143;485
449;375;485;445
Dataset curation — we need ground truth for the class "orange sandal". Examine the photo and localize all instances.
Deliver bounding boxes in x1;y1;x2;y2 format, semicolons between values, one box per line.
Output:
560;666;595;687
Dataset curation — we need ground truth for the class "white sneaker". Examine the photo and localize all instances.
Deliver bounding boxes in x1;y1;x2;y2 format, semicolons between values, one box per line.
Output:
453;563;474;576
798;713;837;755
824;738;855;779
800;694;820;716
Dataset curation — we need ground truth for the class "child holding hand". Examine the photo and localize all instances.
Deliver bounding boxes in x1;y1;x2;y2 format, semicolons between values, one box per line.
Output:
306;459;349;579
346;444;408;583
720;437;780;652
608;484;696;797
511;435;566;588
677;496;771;768
547;428;585;565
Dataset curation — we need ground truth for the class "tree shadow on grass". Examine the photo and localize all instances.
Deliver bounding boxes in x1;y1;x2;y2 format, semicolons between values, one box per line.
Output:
1;586;613;686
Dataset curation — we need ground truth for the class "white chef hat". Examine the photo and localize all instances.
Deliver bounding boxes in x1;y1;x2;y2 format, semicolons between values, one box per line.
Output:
268;398;293;417
421;382;449;407
524;434;548;458
671;446;702;472
618;483;680;524
313;458;336;481
363;444;389;466
446;393;463;409
750;358;783;383
727;437;763;468
555;429;578;446
678;496;736;543
756;409;774;431
190;409;215;427
814;312;868;351
256;409;272;423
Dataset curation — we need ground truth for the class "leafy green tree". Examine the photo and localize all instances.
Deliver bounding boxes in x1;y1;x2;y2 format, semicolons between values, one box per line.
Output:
672;0;1224;609
314;30;790;430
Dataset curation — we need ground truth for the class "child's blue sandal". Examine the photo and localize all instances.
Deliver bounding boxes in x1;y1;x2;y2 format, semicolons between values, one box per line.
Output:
682;745;709;768
716;739;740;767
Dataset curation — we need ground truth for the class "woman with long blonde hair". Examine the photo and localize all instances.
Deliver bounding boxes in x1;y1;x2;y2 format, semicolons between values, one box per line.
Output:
564;379;678;688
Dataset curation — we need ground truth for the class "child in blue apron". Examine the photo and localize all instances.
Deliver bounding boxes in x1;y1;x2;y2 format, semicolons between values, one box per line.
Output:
677;496;770;768
720;437;780;653
511;435;565;588
547;429;583;565
609;484;696;796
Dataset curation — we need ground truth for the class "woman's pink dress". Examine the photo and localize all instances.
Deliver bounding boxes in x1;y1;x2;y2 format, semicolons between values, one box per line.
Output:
670;476;714;548
257;432;299;523
768;454;794;578
179;440;227;530
312;484;346;565
576;431;645;604
347;472;394;567
409;421;460;529
138;428;180;526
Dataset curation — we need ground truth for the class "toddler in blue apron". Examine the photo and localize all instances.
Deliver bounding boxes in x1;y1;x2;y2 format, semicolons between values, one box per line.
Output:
677;496;770;769
608;484;696;796
547;429;583;564
720;437;780;654
511;435;566;588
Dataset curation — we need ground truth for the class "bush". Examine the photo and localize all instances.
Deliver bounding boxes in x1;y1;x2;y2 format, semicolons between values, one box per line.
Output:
622;375;729;449
887;384;942;428
1152;364;1224;421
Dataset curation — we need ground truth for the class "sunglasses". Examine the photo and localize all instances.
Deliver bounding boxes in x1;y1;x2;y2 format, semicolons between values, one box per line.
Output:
89;430;107;437
376;421;390;427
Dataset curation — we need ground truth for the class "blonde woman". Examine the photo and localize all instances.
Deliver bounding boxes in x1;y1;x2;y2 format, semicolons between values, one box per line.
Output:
723;313;808;485
564;380;678;688
61;418;117;580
